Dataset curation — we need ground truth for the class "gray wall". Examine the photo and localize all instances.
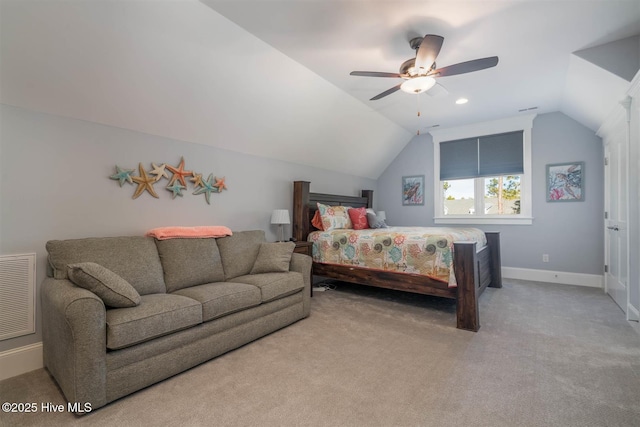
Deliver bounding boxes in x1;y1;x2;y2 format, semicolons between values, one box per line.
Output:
0;104;376;352
377;112;604;275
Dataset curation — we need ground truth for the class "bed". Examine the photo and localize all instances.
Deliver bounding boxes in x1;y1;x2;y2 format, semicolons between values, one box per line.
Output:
292;181;502;332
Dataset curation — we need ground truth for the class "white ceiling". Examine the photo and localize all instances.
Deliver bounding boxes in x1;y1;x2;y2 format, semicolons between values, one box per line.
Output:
204;0;640;132
1;0;639;179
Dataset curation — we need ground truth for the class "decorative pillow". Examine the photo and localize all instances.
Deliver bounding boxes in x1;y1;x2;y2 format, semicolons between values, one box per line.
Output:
367;212;388;229
311;210;324;230
348;207;370;230
250;242;296;274
317;202;353;231
67;262;141;308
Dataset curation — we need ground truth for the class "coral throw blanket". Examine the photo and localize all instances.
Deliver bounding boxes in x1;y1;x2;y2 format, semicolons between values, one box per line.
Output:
146;226;233;240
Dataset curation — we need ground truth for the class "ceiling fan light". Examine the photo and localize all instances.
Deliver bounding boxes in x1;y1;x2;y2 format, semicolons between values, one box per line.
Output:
400;76;436;94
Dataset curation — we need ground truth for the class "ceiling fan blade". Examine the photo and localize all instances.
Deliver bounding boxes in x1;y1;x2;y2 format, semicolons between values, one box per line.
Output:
370;84;402;100
350;71;403;78
430;56;499;77
415;35;444;70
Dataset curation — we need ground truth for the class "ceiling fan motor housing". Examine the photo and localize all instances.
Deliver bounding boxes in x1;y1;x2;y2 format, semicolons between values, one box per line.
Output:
400;58;433;77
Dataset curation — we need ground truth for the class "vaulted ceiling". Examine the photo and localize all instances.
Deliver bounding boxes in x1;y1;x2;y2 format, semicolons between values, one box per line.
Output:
1;1;639;179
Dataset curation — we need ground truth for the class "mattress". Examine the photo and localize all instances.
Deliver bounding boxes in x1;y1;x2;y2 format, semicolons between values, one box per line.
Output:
308;226;487;287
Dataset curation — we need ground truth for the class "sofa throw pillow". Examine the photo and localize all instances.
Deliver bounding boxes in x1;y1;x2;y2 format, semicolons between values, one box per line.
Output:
367;212;388;229
348;207;370;230
67;262;141;308
317;202;353;231
250;242;296;274
311;210;324;230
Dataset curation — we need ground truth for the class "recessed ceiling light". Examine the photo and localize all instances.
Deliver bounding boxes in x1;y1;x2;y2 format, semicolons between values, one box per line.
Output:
455;98;468;105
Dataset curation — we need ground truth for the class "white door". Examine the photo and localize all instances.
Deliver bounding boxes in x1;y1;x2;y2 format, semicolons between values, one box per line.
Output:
604;127;628;313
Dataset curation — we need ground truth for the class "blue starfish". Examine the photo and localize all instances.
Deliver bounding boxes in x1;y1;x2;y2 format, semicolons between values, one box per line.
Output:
109;165;135;187
166;182;186;199
193;173;216;204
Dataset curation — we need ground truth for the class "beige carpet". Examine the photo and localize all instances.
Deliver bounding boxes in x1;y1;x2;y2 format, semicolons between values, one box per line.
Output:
1;280;640;427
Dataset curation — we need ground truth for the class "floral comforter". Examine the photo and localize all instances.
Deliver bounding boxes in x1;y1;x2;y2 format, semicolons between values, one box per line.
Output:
308;227;487;287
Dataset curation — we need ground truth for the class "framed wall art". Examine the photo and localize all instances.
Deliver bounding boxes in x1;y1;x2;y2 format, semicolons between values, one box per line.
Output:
546;162;584;202
402;175;425;206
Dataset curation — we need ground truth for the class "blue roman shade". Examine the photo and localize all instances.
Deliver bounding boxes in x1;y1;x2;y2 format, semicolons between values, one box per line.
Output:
440;131;524;180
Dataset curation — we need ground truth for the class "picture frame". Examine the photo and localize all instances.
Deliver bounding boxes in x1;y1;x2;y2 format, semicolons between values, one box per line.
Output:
402;175;425;206
546;162;584;202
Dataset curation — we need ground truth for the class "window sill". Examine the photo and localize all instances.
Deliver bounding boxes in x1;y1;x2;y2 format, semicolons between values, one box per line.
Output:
434;216;533;225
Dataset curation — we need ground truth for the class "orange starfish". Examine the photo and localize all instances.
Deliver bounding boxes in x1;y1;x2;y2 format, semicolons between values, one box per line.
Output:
132;163;159;199
213;176;227;191
166;157;193;187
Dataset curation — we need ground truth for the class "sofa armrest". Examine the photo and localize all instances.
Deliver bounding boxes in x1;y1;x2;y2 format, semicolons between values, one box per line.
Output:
41;277;107;409
289;253;311;316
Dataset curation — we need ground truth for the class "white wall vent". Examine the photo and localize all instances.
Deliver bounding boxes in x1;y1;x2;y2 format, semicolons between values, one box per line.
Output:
0;253;36;341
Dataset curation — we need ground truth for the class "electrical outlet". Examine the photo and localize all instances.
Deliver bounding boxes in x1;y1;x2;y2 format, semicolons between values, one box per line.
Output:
542;254;549;263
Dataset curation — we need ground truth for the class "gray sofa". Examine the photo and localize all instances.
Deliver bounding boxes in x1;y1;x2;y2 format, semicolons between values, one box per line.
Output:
41;230;311;412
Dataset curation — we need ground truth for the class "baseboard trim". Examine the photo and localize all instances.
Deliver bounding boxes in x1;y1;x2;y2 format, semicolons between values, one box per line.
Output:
0;342;43;381
502;267;603;288
627;304;640;322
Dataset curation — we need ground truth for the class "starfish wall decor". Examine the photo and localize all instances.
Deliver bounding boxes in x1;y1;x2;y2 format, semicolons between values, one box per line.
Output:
131;163;159;199
108;157;228;203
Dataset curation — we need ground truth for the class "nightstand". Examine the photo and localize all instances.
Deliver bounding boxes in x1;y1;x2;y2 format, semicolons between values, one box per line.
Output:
293;241;313;297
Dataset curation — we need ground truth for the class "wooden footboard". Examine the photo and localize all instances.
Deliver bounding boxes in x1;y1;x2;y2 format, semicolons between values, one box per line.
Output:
292;180;501;331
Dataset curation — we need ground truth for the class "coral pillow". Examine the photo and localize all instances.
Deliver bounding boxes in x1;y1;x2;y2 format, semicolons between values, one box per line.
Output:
311;210;324;230
348;207;369;230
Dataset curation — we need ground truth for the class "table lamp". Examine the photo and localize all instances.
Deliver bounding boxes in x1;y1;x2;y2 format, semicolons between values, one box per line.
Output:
271;209;290;242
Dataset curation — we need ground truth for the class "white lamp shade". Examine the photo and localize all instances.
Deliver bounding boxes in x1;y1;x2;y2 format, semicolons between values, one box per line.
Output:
270;209;290;225
377;211;386;221
400;76;436;94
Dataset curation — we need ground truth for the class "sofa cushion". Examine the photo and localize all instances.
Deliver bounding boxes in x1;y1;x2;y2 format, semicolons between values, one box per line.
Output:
216;230;266;280
105;294;202;350
46;236;166;295
67;262;141;308
172;282;261;322
228;272;304;303
154;238;225;293
250;242;295;274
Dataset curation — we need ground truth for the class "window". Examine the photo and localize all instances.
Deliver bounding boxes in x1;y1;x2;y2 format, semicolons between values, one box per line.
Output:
432;114;535;225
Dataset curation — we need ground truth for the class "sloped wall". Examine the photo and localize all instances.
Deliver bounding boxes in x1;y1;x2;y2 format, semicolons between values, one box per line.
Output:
0;104;376;353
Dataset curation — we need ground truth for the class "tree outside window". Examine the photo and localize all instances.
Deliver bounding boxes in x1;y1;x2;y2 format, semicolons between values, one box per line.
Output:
485;175;521;214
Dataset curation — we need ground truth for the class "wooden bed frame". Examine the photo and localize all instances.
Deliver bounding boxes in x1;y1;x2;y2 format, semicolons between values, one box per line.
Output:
292;181;502;332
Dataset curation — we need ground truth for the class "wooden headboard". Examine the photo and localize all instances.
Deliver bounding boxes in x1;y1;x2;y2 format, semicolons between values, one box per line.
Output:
293;181;373;242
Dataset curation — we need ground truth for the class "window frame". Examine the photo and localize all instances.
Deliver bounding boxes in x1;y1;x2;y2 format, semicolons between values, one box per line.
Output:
431;114;536;225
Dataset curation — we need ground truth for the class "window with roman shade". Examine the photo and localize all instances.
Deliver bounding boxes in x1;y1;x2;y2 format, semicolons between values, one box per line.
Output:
431;114;535;225
440;131;524;180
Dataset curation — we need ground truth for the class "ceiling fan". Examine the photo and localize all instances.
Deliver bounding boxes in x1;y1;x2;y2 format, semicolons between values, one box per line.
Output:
350;34;498;101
